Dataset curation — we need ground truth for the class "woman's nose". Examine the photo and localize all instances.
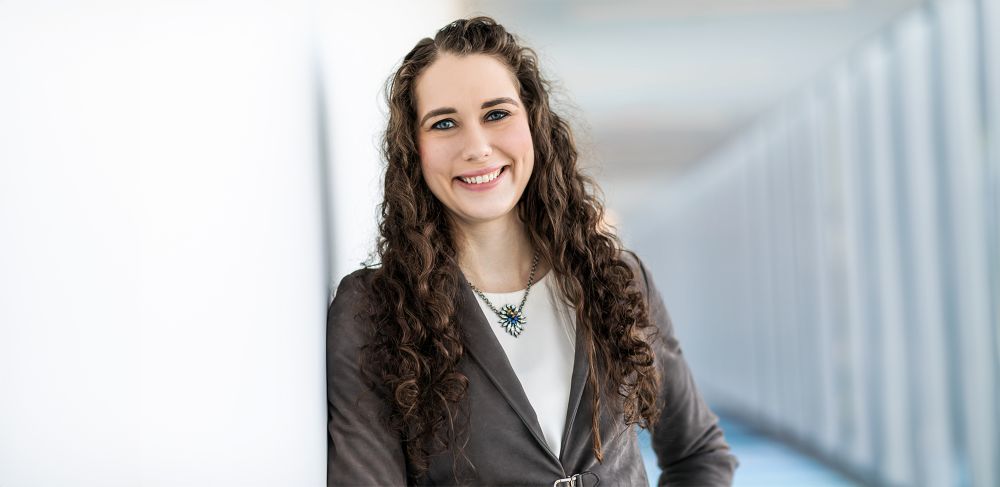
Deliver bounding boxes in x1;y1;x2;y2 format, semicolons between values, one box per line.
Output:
461;125;492;162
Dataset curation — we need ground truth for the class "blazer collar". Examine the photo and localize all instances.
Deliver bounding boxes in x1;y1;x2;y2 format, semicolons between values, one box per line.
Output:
455;274;590;468
560;319;588;464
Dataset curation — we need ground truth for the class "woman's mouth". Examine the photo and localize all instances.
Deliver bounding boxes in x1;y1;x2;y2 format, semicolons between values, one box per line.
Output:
455;166;508;190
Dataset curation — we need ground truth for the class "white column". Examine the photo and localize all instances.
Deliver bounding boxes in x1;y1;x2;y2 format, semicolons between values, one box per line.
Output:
860;40;913;486
831;65;875;472
895;10;955;486
978;5;1000;477
804;90;841;455
935;1;998;485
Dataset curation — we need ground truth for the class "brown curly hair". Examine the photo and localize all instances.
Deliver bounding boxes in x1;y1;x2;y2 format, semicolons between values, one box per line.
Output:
363;16;661;481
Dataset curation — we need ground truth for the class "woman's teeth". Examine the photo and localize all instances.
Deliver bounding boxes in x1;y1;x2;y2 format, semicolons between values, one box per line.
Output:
459;167;502;184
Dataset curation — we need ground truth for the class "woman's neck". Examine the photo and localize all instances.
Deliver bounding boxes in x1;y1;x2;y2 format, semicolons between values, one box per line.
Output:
454;213;545;293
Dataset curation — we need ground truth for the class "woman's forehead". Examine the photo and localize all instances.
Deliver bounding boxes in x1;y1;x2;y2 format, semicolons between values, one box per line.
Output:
414;54;520;115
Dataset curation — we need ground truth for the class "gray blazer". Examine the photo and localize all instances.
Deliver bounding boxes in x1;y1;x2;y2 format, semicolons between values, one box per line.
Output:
327;252;738;486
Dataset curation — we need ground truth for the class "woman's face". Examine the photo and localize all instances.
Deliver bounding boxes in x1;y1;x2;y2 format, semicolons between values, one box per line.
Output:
414;53;535;226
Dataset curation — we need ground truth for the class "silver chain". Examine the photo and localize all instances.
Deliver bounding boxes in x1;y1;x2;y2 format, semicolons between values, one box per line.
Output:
466;251;540;318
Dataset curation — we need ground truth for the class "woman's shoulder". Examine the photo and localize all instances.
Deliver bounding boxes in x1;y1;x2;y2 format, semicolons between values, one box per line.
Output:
617;248;642;270
617;248;652;295
327;267;379;345
331;267;377;303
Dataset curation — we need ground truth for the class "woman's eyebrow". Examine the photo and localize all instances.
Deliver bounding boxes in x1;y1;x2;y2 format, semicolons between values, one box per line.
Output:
481;97;518;109
420;107;456;126
419;97;519;126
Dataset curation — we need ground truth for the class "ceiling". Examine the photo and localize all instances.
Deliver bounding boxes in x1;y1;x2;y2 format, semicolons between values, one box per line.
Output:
464;0;921;190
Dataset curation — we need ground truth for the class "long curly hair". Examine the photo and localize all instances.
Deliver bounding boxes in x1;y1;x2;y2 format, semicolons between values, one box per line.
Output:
363;16;661;480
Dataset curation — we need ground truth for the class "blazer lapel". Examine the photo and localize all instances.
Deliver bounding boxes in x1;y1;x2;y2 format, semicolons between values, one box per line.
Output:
559;320;588;464
455;277;562;466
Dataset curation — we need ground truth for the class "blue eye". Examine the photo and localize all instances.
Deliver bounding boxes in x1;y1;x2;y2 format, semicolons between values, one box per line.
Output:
431;119;456;130
485;110;509;122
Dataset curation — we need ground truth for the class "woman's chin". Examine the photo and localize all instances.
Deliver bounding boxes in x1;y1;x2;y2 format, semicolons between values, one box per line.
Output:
452;204;519;226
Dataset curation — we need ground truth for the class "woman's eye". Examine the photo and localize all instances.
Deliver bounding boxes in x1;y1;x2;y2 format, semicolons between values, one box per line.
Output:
485;110;510;122
431;119;456;130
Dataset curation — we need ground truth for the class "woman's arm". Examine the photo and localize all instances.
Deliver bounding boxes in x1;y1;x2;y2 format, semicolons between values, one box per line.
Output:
627;252;739;486
327;270;408;486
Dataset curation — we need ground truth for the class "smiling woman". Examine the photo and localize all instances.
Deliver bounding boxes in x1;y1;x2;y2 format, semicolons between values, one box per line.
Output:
326;16;738;486
415;54;535;225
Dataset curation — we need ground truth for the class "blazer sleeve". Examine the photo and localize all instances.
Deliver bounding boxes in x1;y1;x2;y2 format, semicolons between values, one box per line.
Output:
628;252;739;486
327;270;408;486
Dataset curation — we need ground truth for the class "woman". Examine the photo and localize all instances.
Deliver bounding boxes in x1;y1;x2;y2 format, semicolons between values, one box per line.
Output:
327;16;737;486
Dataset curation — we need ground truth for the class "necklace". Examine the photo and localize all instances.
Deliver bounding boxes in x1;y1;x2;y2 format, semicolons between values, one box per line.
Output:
466;252;540;338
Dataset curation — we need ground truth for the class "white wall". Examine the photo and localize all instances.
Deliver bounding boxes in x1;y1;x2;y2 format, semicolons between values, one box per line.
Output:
0;1;326;485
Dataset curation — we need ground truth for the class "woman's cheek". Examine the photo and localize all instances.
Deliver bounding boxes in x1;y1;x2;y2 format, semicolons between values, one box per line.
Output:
418;143;454;198
501;118;534;153
419;140;449;168
417;143;436;175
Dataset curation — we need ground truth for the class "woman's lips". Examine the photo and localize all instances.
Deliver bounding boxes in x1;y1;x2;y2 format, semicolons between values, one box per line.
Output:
455;165;508;192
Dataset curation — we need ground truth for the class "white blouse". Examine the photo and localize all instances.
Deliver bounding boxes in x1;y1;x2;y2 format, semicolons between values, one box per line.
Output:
471;271;577;456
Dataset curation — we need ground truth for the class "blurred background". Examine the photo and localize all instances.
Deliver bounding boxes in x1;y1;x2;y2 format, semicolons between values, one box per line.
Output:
1;0;997;486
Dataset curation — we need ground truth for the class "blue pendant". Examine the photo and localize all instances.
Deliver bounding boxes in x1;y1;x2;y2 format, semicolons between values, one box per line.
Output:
498;304;526;337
